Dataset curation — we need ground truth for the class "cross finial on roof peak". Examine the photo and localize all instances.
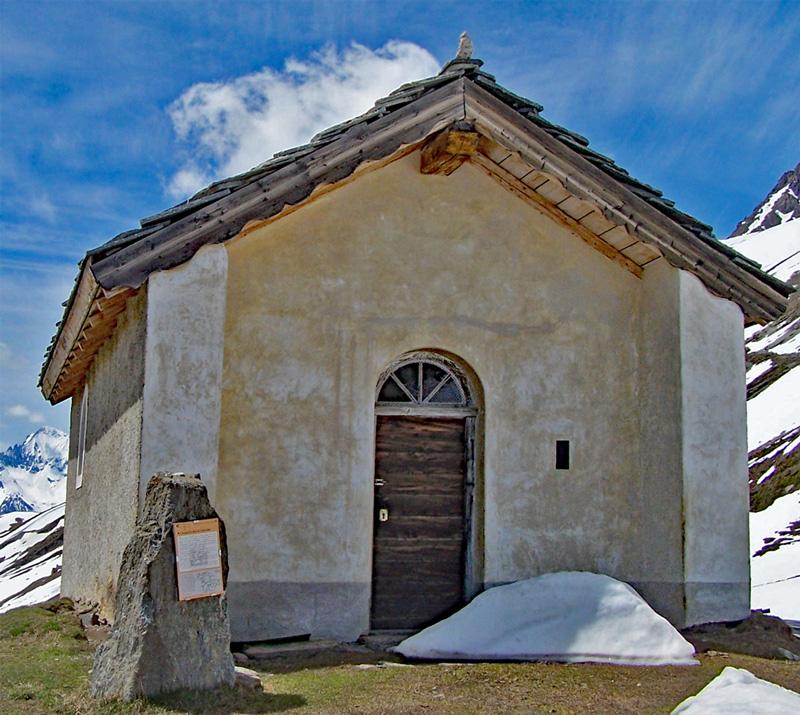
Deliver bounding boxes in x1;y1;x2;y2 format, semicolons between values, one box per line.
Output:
457;32;473;60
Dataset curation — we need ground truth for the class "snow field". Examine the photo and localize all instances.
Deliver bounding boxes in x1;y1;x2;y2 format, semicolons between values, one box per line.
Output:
728;218;800;283
0;503;65;613
746;366;800;451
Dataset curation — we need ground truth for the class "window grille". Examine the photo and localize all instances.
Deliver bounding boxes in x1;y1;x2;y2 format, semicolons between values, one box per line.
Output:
377;359;469;406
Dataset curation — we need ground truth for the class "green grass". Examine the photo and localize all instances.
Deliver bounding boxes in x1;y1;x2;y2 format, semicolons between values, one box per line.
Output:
1;603;799;714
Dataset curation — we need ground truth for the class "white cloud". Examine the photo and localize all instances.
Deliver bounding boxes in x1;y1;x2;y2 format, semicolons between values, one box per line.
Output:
167;165;213;200
29;193;57;223
6;404;45;424
166;41;440;199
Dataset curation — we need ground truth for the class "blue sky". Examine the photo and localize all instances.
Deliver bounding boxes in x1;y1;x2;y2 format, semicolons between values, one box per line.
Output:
1;0;798;447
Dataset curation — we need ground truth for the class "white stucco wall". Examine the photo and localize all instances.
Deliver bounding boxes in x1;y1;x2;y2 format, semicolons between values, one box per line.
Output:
139;244;228;505
679;270;750;626
60;153;753;640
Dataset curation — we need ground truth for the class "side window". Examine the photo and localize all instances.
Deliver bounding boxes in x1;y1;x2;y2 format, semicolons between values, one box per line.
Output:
76;385;88;489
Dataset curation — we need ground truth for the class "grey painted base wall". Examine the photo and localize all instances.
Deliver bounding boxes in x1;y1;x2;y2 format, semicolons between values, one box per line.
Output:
684;581;750;627
227;576;749;642
628;580;750;628
227;580;370;642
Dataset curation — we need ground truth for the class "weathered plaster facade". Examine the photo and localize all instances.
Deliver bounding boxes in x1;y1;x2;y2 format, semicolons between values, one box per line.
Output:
62;292;146;617
206;151;748;639
61;150;750;638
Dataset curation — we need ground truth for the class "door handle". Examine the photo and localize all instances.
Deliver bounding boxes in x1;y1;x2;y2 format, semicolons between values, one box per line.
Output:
374;478;386;487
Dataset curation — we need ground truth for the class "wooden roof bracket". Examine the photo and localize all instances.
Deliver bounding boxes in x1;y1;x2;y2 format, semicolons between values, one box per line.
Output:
420;122;480;175
40;261;100;402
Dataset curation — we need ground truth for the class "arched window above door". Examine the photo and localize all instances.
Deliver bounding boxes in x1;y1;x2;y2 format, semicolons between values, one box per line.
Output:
377;358;470;406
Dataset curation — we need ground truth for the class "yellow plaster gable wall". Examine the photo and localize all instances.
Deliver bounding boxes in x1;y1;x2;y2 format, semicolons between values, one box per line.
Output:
216;150;650;638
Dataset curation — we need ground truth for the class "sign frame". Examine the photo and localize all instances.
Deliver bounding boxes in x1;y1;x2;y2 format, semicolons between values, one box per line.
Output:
173;518;224;602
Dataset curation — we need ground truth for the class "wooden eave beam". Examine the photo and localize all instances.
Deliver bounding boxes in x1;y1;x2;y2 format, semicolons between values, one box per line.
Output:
463;80;788;322
44;285;137;404
472;152;643;278
41;262;100;402
420;127;480;175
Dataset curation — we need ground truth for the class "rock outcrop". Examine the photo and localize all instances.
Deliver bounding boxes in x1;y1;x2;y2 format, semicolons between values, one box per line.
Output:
90;473;235;701
730;163;800;237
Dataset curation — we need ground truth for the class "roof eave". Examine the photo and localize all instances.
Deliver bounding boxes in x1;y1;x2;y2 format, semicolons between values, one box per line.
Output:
39;78;470;400
463;80;789;323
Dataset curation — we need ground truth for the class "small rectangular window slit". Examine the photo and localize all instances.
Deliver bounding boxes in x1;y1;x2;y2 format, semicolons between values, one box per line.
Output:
556;440;570;470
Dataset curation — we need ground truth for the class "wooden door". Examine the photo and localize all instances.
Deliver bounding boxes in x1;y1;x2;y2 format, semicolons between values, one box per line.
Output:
371;415;466;630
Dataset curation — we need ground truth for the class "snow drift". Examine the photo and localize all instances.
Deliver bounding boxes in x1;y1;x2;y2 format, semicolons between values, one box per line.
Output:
394;572;696;665
671;666;800;714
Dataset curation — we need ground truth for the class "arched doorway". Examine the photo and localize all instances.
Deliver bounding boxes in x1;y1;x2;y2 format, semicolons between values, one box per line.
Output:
371;352;479;630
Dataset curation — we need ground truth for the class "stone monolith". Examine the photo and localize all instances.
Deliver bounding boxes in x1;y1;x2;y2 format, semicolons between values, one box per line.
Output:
90;472;235;701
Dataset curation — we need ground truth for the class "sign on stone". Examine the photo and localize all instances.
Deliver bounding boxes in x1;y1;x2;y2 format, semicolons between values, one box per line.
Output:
173;518;224;601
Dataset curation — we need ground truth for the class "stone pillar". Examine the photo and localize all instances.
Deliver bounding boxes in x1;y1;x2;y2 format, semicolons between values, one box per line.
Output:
91;473;235;702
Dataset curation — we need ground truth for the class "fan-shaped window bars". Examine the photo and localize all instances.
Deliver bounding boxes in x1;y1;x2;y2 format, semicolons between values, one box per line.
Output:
377;358;469;406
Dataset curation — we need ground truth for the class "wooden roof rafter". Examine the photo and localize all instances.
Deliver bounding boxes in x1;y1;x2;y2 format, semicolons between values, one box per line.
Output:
471;151;644;278
461;80;789;321
45;279;138;404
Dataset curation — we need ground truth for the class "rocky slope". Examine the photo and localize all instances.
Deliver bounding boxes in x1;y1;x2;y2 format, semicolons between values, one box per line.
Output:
726;165;799;621
727;225;799;512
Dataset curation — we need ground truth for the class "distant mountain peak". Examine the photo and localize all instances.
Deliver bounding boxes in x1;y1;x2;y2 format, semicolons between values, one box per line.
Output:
0;427;68;515
0;493;35;514
729;162;800;237
1;427;67;474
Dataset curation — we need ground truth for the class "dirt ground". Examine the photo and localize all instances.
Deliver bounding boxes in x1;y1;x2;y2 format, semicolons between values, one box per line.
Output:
2;603;799;714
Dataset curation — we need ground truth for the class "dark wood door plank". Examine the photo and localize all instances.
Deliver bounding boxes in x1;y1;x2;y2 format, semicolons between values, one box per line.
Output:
371;415;466;630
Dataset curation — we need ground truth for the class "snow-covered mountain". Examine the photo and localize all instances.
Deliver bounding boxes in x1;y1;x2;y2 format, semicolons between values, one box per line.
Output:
0;428;68;612
728;223;800;511
726;166;799;622
0;427;68;515
729;162;800;237
0;505;64;613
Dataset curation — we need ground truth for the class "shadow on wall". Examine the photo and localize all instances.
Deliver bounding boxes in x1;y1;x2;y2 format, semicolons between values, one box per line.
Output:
80;293;146;457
